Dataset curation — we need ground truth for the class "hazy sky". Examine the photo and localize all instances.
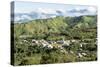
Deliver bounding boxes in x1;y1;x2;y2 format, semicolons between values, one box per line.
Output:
14;1;97;14
15;1;96;12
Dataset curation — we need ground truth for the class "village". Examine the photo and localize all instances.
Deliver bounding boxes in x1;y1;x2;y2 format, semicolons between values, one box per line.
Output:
19;38;97;58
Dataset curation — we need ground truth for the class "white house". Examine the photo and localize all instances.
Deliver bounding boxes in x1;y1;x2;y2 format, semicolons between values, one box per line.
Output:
78;53;83;58
82;53;87;56
32;39;38;44
47;45;53;49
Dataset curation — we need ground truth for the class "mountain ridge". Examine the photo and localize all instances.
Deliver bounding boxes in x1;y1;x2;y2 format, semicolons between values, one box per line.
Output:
12;8;97;23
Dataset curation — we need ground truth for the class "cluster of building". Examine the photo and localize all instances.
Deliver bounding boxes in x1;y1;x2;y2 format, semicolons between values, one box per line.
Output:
21;38;96;58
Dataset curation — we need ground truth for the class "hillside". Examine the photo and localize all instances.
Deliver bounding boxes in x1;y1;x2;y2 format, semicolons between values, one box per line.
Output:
12;15;97;65
14;15;97;40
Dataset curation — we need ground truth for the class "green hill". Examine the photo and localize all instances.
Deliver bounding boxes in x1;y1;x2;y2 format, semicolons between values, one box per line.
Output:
12;15;97;65
13;15;97;40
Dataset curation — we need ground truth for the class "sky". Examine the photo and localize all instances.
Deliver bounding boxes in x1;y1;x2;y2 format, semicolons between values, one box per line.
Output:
11;1;97;16
15;1;96;13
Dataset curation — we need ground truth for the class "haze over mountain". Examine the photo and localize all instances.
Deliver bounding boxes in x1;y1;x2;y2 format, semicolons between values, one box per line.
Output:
12;7;97;22
12;1;97;23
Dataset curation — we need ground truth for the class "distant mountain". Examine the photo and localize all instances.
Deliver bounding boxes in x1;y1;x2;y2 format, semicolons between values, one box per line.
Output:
12;8;97;23
14;12;38;22
13;11;58;22
12;8;58;22
68;9;88;13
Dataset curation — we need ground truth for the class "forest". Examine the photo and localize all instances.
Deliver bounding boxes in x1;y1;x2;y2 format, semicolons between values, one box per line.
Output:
12;15;97;65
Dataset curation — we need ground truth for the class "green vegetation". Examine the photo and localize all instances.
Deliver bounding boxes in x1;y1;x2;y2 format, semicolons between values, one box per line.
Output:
12;15;97;65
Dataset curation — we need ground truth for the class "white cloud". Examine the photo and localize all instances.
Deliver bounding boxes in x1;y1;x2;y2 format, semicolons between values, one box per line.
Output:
21;15;32;20
75;7;82;11
87;6;97;13
15;16;21;21
15;15;32;21
37;8;57;14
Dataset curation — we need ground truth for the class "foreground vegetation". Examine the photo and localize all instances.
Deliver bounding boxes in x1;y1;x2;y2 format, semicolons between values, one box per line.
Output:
12;15;97;65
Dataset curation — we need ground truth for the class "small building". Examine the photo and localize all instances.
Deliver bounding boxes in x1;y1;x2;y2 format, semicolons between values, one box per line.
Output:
78;53;83;58
42;43;48;47
23;40;28;43
47;45;53;49
82;53;87;56
32;39;38;44
56;40;64;44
